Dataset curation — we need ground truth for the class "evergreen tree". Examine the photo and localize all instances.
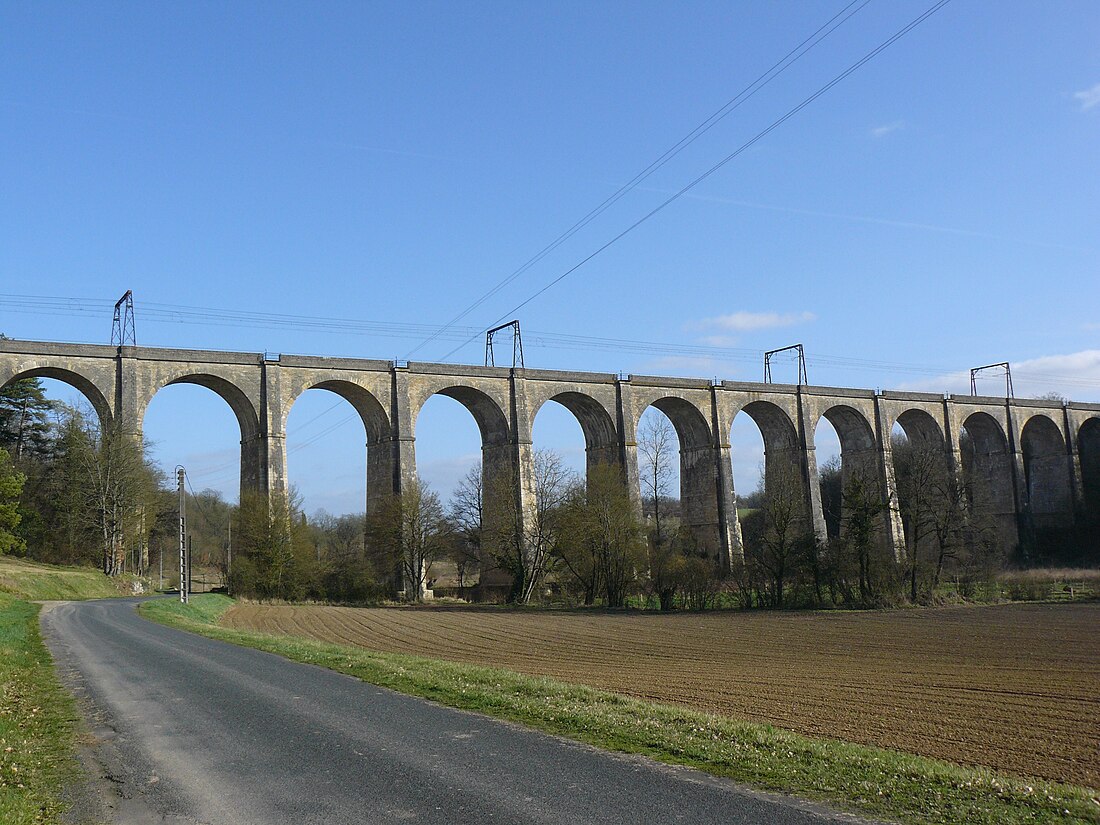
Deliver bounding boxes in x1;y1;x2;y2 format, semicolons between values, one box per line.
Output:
0;447;27;555
0;378;55;461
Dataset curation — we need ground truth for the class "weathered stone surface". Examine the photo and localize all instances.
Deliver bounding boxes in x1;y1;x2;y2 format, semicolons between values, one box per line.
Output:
3;338;1098;579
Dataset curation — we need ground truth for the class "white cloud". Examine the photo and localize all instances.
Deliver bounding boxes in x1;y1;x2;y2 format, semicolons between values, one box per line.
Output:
1073;83;1100;111
871;120;904;138
899;350;1100;402
693;310;816;333
699;334;740;347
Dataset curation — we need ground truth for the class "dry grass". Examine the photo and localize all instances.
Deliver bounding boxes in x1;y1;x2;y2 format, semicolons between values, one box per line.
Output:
224;601;1100;789
998;568;1100;586
997;568;1100;602
0;555;146;602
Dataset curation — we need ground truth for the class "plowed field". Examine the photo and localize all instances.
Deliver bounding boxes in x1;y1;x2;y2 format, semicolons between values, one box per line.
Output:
223;602;1100;788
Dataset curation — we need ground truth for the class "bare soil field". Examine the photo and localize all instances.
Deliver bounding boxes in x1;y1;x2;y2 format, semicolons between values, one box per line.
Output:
223;602;1100;788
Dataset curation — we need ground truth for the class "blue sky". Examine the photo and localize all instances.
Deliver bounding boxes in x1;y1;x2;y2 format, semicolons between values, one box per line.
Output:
2;1;1098;515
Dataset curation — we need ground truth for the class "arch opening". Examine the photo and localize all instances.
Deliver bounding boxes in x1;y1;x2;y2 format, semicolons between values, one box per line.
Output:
0;375;120;568
816;405;878;541
284;384;390;519
639;397;717;558
163;374;260;443
895;409;945;450
1079;419;1100;555
738;400;802;501
959;412;1016;550
733;401;811;603
144;383;245;590
813;416;843;540
417;388;510;595
530;398;587;483
147;374;261;494
2;367;112;433
890;411;950;565
540;391;618;479
1021;415;1073;528
289;381;391;516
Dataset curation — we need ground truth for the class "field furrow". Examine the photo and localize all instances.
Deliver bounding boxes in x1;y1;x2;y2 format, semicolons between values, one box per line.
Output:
223;602;1100;787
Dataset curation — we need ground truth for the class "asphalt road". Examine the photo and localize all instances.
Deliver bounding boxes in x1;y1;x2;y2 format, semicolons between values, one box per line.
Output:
41;598;874;825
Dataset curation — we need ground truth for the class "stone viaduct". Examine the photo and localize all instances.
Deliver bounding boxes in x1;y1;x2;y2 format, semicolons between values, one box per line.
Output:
3;338;1099;575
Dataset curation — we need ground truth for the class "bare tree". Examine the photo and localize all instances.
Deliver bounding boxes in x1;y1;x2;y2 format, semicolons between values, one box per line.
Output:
638;414;675;544
447;464;485;587
521;449;575;602
366;477;449;601
841;470;885;605
556;464;646;608
893;436;946;603
60;407;161;576
639;414;686;609
752;463;809;608
894;435;998;602
482;449;577;603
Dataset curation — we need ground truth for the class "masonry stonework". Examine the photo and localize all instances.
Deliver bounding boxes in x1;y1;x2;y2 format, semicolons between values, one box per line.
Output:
3;338;1098;588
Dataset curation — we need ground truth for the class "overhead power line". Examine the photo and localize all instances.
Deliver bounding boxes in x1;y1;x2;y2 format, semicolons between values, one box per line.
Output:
437;0;954;362
2;291;1099;390
403;0;873;359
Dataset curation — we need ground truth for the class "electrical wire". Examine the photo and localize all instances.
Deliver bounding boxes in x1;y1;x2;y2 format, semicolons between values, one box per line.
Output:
402;0;874;359
3;291;1099;390
437;0;955;362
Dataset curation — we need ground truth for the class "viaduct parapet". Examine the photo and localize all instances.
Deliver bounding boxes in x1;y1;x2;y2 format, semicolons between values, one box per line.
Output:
3;338;1099;584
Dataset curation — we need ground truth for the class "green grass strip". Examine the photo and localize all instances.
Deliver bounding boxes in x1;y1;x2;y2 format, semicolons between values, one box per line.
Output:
0;594;81;825
142;594;1100;825
0;556;145;602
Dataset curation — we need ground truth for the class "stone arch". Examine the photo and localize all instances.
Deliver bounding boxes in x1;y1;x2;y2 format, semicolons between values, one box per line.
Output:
284;380;392;511
641;396;717;556
816;404;881;542
647;396;712;451
819;405;879;494
419;386;510;447
820;405;876;454
731;399;811;563
296;380;390;442
143;373;262;493
1021;414;1073;527
415;385;515;594
736;400;802;499
415;385;513;528
1079;417;1100;528
533;391;619;476
890;408;950;557
894;408;945;449
960;412;1016;544
2;366;113;431
156;374;261;442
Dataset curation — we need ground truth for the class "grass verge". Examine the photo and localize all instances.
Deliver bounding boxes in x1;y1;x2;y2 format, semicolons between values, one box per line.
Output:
0;555;156;824
0;556;146;602
142;594;1099;825
0;594;80;825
